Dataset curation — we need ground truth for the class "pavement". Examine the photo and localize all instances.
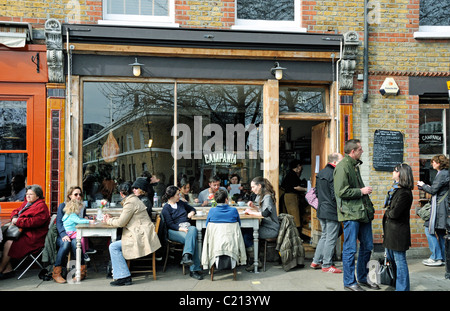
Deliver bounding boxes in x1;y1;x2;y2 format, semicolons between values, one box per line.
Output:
0;251;448;293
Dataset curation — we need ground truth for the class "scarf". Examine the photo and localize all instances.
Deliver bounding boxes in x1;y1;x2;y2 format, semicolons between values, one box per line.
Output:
384;181;399;208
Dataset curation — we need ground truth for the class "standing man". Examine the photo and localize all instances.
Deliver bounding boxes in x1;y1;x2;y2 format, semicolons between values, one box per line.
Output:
311;152;344;273
334;139;378;291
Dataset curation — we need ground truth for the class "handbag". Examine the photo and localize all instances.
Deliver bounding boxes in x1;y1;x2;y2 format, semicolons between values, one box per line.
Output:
2;222;22;240
378;253;396;286
305;187;318;210
417;202;431;221
417;192;448;222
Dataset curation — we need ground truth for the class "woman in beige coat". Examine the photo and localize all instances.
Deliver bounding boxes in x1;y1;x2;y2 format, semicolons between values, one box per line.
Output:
103;182;161;286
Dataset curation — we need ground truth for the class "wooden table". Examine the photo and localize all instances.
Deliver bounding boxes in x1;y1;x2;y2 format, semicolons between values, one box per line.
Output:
192;210;263;273
75;222;118;283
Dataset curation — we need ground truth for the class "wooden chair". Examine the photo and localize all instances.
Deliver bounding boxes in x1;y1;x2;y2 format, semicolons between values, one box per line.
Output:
210;260;237;281
262;237;278;272
163;239;186;275
127;215;161;280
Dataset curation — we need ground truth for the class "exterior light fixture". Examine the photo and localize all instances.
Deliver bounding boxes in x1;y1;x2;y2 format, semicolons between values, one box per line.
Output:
129;57;144;77
271;62;286;80
148;139;153;148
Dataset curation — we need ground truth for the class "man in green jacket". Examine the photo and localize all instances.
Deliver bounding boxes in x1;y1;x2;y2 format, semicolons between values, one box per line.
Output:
334;139;378;291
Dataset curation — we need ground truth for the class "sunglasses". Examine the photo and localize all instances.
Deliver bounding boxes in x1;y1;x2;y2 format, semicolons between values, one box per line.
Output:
73;193;82;197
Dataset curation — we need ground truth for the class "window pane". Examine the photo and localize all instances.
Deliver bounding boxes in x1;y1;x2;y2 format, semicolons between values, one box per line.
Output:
83;82;174;205
0;100;27;150
0;153;27;202
237;0;294;21
279;87;325;113
107;0;169;16
419;109;444;154
419;0;450;26
176;84;264;202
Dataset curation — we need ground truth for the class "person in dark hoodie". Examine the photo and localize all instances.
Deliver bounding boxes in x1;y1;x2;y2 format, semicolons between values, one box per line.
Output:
132;177;152;217
311;153;343;273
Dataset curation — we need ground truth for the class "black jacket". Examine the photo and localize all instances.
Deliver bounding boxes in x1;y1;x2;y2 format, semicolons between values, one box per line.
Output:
316;163;338;221
382;187;413;252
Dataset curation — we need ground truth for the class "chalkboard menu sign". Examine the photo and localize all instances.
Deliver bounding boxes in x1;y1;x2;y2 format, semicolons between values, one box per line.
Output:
373;130;404;171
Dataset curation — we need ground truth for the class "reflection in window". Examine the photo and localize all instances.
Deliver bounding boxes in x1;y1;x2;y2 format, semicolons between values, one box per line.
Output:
0;153;27;202
83;82;174;205
419;109;445;154
176;84;264;198
279;87;325;113
237;0;294;21
0;101;27;150
419;0;450;26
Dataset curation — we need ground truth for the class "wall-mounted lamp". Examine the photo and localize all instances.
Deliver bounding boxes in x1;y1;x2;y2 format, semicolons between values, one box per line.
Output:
271;62;286;80
148;139;153;148
129;57;144;76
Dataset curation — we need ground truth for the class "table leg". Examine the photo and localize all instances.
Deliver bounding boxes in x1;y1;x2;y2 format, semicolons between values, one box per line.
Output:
253;227;259;273
196;223;203;260
75;229;82;283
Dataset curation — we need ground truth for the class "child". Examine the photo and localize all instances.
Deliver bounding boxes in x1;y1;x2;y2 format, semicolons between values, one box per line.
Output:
62;199;94;261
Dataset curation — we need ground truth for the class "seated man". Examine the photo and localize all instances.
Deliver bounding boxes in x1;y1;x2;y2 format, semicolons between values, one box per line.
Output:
197;175;228;206
201;189;246;271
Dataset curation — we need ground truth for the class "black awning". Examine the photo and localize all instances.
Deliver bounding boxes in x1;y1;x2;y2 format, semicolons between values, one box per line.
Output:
62;23;342;52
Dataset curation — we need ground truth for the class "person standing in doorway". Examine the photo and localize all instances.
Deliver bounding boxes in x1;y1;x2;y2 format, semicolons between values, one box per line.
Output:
311;152;343;273
334;139;378;291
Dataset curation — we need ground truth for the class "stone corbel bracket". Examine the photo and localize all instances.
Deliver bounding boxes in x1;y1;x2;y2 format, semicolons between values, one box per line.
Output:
339;31;360;90
45;19;64;83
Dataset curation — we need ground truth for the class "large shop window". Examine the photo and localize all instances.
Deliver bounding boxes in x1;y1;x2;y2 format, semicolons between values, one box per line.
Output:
418;98;449;188
279;86;326;113
82;82;263;205
0;100;27;203
233;0;303;32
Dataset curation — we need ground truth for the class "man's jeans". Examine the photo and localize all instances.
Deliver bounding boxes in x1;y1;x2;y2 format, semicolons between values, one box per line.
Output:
168;226;201;272
109;240;131;279
386;248;410;291
342;220;373;287
312;219;340;268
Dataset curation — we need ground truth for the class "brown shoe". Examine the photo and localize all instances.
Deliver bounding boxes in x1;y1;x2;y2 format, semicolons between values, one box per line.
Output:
72;265;87;282
52;266;66;284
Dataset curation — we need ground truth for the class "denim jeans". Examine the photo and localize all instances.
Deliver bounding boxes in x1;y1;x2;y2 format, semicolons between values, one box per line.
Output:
424;226;446;261
342;220;373;287
168;226;201;272
312;219;340;268
109;240;131;279
55;236;84;267
385;248;410;291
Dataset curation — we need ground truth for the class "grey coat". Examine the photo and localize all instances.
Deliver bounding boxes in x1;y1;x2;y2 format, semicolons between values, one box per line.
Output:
421;169;449;231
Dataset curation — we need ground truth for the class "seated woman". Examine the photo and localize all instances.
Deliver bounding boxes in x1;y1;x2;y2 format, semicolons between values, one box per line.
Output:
103;182;161;286
243;177;280;271
53;186;89;283
202;189;246;271
0;184;50;279
179;179;195;204
206;189;241;227
161;185;203;280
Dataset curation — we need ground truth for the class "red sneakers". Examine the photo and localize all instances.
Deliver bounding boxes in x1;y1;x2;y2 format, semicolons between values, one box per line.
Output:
310;262;322;269
322;266;342;273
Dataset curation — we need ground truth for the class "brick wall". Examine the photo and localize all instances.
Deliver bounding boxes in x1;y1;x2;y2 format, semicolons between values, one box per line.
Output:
175;0;235;28
0;0;102;25
306;0;450;248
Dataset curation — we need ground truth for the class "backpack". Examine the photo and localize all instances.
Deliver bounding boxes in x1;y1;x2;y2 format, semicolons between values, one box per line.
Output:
305;187;318;210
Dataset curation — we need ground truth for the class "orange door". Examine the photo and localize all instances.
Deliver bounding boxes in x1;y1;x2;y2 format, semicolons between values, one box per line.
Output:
0;83;46;217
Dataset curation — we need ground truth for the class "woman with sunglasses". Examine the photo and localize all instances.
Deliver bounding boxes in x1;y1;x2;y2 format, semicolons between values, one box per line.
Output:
382;163;414;291
53;186;90;283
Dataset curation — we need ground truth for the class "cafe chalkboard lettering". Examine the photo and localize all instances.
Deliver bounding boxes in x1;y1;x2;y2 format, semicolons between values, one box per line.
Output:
373;130;403;171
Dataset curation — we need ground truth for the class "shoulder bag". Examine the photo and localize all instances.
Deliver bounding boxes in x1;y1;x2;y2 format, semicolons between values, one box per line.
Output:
305;187;318;210
417;191;448;221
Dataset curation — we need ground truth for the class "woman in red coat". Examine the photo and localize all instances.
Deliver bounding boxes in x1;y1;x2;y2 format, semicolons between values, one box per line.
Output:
0;184;50;279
